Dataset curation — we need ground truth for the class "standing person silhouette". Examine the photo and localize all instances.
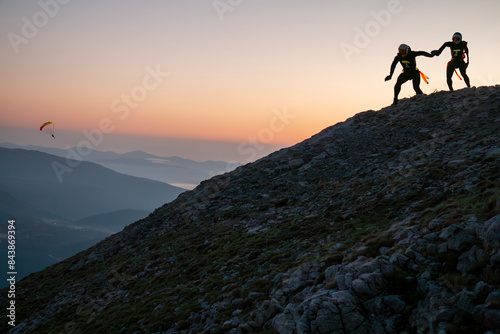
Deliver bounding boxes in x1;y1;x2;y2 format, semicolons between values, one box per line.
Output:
431;32;470;91
385;44;434;105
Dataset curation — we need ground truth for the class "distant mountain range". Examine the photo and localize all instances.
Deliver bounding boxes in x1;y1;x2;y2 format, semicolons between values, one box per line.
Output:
0;190;108;282
0;147;185;220
0;143;241;189
0;147;186;284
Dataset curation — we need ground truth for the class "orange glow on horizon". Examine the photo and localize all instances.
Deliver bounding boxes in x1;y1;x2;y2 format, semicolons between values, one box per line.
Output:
2;0;499;160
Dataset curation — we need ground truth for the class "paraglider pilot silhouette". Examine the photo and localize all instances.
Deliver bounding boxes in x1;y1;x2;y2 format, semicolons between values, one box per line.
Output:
385;44;434;105
431;32;470;91
40;121;55;138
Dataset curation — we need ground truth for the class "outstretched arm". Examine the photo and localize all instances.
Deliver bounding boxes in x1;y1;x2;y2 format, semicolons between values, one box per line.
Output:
431;42;448;56
414;51;434;58
385;56;398;81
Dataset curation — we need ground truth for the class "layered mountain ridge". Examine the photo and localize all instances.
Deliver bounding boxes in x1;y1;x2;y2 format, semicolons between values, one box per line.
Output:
3;86;500;333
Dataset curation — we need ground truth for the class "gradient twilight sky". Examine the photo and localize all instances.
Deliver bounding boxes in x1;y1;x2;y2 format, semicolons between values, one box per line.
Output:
0;0;499;163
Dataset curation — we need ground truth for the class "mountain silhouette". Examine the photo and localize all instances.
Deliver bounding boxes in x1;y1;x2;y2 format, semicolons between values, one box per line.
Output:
0;144;239;189
2;86;500;333
0;148;186;220
0;190;110;284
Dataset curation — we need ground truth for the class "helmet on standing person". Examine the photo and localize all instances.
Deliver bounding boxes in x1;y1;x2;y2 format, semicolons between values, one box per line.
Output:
453;32;462;44
398;44;409;56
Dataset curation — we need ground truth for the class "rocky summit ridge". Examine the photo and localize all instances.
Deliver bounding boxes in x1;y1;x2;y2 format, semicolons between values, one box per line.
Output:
3;86;500;333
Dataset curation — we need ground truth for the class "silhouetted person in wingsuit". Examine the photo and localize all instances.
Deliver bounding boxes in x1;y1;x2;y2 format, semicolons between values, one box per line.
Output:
385;44;434;105
432;32;470;91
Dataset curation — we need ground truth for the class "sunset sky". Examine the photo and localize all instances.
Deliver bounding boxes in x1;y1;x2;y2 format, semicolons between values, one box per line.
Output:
1;0;499;163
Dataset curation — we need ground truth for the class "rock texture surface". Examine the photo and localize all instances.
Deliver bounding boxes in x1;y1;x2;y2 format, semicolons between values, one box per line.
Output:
2;86;500;333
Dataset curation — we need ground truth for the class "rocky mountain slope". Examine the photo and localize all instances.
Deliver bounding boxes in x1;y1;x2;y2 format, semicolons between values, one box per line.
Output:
3;86;500;333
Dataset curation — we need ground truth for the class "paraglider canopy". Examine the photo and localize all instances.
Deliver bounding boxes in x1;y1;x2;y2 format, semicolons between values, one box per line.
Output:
40;121;55;138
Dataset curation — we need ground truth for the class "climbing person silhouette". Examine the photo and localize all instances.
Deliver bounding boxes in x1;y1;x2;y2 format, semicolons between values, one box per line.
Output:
431;32;470;91
385;44;434;105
